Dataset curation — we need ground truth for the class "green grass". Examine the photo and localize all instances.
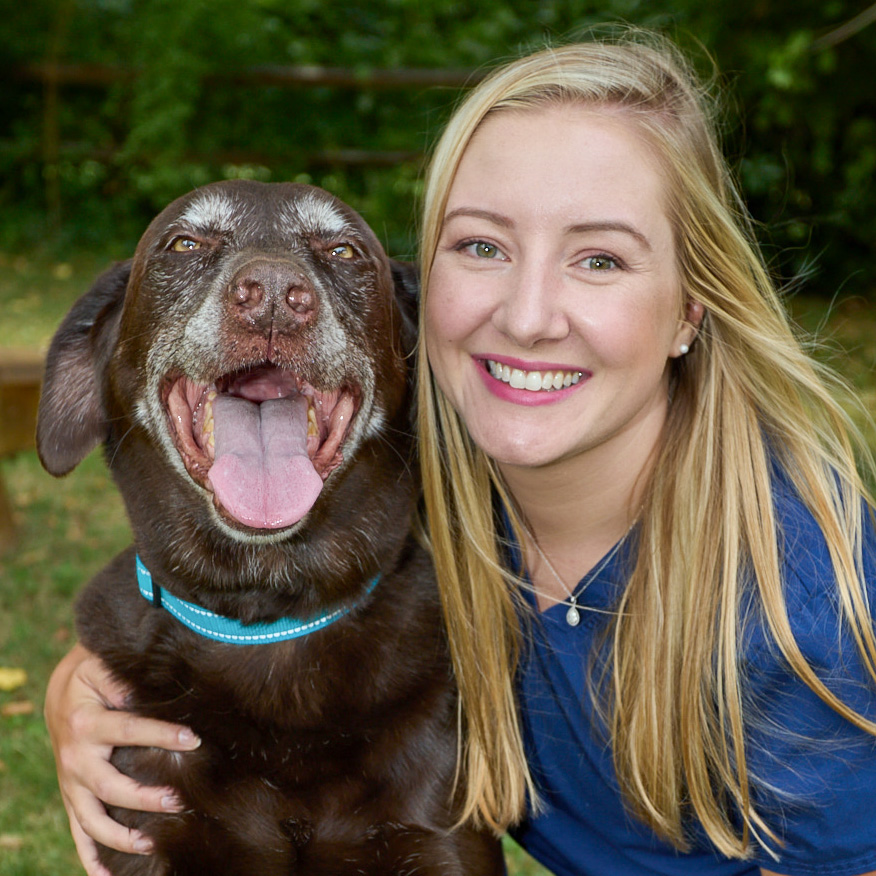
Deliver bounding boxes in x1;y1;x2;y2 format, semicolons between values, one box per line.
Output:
0;448;131;875
0;250;131;350
1;251;874;875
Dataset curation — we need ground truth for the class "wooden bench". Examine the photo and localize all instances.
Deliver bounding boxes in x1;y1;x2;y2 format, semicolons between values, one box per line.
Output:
0;348;45;549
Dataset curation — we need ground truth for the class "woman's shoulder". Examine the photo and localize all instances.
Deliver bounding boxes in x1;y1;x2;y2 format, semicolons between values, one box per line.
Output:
741;472;876;871
770;469;876;604
738;469;876;675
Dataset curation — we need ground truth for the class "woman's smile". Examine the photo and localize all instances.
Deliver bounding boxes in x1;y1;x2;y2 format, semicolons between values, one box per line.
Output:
476;355;589;406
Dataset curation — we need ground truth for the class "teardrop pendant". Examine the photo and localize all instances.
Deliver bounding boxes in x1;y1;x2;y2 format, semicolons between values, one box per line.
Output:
565;597;581;627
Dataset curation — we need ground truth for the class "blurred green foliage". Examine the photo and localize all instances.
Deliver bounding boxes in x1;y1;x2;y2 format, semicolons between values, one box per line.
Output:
1;0;874;291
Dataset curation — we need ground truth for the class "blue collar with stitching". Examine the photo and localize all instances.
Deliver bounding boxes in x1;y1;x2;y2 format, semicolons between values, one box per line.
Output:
136;554;379;645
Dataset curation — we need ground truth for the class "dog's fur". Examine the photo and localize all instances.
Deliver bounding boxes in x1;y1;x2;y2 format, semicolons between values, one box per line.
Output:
37;181;503;875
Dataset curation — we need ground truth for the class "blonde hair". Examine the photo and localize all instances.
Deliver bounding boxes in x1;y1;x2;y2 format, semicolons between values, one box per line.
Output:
416;31;876;857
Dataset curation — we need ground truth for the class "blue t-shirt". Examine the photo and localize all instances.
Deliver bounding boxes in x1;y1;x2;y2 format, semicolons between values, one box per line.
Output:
509;481;876;876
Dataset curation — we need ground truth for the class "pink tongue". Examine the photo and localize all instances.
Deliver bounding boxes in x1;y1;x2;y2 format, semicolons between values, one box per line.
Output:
207;394;324;529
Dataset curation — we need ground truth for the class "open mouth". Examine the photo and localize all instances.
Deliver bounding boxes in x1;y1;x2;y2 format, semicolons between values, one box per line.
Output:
163;364;359;530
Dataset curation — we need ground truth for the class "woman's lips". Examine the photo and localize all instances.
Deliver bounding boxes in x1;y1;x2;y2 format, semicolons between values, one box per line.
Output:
475;356;590;405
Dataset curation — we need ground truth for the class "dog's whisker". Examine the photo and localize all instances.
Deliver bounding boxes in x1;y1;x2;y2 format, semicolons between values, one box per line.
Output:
105;423;137;468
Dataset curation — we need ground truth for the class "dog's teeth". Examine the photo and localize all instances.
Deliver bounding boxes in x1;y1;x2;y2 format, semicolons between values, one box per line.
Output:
195;389;217;450
307;404;318;438
202;389;217;435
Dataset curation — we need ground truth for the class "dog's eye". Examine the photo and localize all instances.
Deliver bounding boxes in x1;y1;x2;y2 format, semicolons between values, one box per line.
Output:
329;244;355;259
171;237;202;253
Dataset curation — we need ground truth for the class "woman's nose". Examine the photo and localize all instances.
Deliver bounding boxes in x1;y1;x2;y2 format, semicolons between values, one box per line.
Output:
490;263;569;348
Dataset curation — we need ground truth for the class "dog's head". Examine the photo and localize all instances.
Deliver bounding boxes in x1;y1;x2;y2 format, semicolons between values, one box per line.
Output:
38;181;419;590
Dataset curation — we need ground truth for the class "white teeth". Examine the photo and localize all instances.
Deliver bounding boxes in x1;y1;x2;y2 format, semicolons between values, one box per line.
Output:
486;360;583;393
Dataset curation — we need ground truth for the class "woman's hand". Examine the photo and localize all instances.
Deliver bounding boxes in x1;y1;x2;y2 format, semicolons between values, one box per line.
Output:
44;644;201;876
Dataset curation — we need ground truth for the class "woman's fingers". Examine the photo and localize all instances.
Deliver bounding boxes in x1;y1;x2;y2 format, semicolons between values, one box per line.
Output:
47;645;200;752
67;795;150;876
73;790;153;856
78;704;200;754
54;699;195;813
69;756;181;817
44;644;200;862
53;702;195;853
69;816;114;876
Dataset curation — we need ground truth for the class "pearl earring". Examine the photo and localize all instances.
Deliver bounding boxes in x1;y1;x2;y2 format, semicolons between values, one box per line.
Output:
679;343;690;355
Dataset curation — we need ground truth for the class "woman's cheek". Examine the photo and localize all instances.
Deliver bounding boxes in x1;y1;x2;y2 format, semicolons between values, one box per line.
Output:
423;293;457;386
425;270;474;347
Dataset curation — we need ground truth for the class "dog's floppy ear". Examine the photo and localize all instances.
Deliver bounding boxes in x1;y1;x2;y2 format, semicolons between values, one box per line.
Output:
390;260;419;357
37;260;131;476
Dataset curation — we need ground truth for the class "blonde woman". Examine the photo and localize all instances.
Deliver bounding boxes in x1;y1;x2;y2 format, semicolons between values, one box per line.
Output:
46;32;876;876
418;33;876;876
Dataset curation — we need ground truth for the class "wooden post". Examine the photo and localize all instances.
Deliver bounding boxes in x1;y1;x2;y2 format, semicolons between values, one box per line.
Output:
0;349;45;550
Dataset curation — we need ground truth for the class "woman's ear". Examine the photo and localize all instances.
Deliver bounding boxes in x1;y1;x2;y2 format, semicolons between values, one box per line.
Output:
673;299;705;357
685;299;705;329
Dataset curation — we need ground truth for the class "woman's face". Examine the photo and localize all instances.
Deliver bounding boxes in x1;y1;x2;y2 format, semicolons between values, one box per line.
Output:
425;105;698;474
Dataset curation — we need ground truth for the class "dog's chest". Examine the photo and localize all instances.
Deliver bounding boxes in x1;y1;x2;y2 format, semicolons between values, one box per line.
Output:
116;716;386;799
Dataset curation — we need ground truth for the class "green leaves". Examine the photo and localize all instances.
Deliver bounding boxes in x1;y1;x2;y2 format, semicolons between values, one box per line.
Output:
2;0;875;293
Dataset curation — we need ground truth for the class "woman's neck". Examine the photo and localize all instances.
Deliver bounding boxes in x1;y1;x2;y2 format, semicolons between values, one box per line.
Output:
499;422;657;595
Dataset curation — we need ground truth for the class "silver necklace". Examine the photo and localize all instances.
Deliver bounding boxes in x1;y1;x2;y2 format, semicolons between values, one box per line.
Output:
528;537;588;627
527;525;635;627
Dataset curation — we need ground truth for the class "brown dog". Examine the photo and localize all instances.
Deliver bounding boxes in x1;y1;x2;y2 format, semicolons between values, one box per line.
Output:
37;181;504;875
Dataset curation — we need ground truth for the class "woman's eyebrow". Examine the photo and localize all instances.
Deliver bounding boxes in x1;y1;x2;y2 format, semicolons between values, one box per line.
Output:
442;207;514;228
565;221;652;251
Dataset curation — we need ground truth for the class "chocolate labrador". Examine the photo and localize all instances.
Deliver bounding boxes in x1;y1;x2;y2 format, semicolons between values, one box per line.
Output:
37;180;504;875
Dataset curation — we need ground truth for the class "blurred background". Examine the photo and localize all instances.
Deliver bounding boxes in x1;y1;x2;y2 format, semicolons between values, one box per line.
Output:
2;0;876;276
1;1;874;873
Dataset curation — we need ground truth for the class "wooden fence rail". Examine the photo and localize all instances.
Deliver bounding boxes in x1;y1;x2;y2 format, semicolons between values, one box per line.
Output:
13;62;484;90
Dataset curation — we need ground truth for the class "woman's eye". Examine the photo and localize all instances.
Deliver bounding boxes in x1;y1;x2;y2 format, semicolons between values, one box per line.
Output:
463;241;505;260
330;244;355;259
171;237;202;253
582;254;617;271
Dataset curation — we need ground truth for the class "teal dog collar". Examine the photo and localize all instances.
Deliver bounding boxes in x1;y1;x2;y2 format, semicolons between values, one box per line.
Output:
136;554;378;645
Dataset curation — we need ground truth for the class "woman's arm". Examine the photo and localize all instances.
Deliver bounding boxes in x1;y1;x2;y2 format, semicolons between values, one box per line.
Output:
44;644;200;876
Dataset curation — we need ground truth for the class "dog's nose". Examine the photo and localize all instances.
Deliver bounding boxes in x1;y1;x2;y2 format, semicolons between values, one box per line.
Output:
228;260;317;329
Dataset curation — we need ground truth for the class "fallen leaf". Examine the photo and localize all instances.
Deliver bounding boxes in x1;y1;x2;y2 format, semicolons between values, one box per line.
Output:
1;701;35;717
0;834;24;850
0;668;27;692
